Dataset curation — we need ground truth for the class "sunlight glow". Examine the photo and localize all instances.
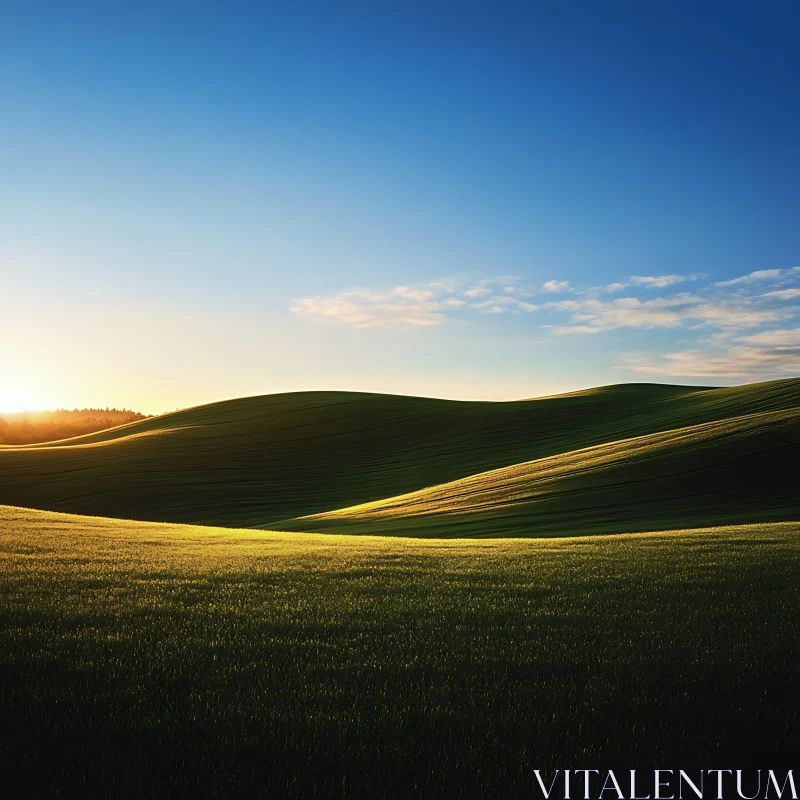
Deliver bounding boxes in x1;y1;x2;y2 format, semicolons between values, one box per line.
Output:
0;373;53;414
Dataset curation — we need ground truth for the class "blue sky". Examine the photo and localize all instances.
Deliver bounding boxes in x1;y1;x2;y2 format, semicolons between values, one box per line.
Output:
2;1;799;412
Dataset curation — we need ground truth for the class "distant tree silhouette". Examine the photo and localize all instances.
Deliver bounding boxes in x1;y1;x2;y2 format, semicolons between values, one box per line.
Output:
0;408;152;444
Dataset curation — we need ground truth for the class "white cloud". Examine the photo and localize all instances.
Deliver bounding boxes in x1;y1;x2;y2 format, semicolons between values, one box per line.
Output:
291;288;446;327
471;296;539;313
542;280;570;293
292;266;798;348
716;269;782;287
687;303;783;328
543;297;686;333
391;285;435;301
544;281;797;334
292;278;536;327
464;281;493;298
547;325;606;335
628;345;800;378
625;323;800;379
643;292;704;308
630;274;686;288
427;280;458;293
738;328;800;346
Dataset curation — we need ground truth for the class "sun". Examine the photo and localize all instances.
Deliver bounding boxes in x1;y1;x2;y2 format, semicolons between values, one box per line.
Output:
0;375;53;414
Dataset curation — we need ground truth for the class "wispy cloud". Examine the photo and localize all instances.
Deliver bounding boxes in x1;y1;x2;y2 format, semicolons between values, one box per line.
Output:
627;334;800;378
762;288;800;300
739;328;800;346
716;268;783;287
547;269;798;336
630;274;694;288
292;266;800;382
291;288;446;327
686;303;785;328
471;296;538;313
544;297;684;334
291;278;541;327
611;265;800;379
544;294;790;335
463;282;492;298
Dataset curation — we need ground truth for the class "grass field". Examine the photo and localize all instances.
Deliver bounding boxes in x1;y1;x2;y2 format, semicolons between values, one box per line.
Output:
283;407;799;536
2;505;798;797
2;379;797;796
1;378;799;535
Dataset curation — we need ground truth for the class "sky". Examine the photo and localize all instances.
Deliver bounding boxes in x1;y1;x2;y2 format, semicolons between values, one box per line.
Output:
2;1;799;413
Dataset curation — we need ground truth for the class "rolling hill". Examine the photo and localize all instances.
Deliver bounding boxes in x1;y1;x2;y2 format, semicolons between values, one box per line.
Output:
0;377;798;534
281;407;799;536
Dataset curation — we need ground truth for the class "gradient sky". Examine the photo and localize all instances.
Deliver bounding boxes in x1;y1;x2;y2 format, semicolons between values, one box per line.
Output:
2;1;799;413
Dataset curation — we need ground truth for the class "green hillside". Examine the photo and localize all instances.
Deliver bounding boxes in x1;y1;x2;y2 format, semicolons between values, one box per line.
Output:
0;378;798;532
282;408;799;537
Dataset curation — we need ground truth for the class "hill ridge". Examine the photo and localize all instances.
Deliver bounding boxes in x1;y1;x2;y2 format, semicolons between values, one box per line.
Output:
0;377;797;534
276;406;798;537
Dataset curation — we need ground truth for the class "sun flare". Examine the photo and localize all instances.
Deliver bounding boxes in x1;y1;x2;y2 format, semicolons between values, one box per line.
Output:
0;375;52;414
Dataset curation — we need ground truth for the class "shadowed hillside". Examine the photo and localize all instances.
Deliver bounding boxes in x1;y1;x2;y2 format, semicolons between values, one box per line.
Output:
281;408;799;537
0;378;798;532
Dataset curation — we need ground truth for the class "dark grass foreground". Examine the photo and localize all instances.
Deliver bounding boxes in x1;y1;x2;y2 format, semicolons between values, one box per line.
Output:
1;507;798;798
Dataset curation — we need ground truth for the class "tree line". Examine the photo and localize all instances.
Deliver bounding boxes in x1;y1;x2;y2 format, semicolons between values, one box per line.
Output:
0;408;151;445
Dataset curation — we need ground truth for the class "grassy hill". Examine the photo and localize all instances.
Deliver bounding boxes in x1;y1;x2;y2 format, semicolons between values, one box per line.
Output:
0;378;798;533
282;408;799;537
2;505;798;796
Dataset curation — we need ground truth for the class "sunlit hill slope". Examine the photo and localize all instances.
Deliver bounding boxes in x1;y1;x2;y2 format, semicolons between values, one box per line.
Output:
0;378;797;536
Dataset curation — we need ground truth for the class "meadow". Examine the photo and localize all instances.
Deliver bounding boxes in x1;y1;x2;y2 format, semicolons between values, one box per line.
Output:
2;378;798;796
2;505;798;797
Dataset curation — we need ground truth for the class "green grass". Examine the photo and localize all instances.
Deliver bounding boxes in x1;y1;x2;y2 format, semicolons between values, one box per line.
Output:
1;505;798;797
3;380;796;795
284;407;799;537
1;378;799;534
